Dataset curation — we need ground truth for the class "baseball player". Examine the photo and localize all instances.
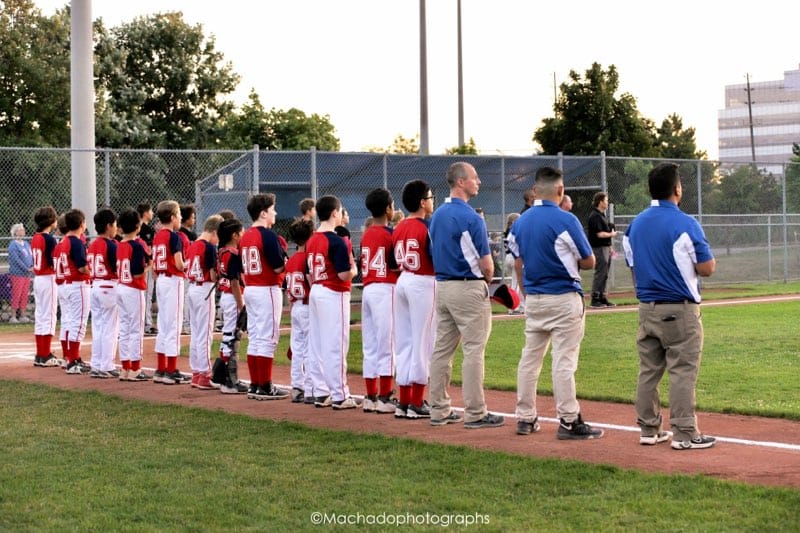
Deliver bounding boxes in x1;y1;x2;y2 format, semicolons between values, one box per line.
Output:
306;195;359;410
56;209;92;374
87;208;120;378
392;180;436;418
136;202;157;336
152;200;190;385
31;206;60;367
285;217;329;404
240;193;289;400
185;214;223;390
360;188;399;414
212;218;248;394
115;209;153;381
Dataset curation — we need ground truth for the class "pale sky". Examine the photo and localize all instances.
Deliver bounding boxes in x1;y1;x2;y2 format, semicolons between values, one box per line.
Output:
35;0;800;159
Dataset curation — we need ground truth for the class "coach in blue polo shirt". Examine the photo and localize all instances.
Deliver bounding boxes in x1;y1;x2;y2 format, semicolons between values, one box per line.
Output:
623;162;717;450
428;161;504;429
507;166;604;440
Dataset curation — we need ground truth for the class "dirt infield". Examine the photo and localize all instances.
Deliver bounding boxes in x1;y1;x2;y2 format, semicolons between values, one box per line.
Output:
2;310;800;489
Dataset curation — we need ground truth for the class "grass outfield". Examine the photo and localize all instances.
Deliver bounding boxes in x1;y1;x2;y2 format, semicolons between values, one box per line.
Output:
1;381;798;531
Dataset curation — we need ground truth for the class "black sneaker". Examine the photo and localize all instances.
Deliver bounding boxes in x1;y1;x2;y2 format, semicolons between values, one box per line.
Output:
290;388;305;403
516;418;541;435
314;395;332;408
254;383;289;401
406;401;431;419
671;435;716;450
600;295;616;307
220;380;248;394
162;370;189;385
557;414;604;440
34;354;60;367
247;384;258;400
590;299;606;308
464;413;505;429
430;411;463;426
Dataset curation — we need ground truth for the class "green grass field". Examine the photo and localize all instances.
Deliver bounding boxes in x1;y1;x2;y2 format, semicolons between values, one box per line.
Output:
1;287;799;529
1;382;798;531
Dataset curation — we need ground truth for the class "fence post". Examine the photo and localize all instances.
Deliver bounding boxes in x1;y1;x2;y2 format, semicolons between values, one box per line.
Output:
557;152;563;172
311;146;317;200
600;151;607;192
252;144;259;194
104;148;111;206
768;214;772;281
500;154;506;281
383;153;388;190
782;165;788;282
696;159;703;224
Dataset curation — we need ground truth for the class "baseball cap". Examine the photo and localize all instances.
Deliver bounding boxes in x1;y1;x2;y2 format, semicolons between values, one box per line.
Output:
491;283;521;309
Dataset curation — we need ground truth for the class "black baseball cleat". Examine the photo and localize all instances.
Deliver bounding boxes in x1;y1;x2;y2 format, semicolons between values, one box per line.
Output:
557;414;604;440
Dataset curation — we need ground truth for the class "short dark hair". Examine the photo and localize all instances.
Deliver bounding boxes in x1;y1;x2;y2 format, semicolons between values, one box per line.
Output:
592;191;607;207
136;202;152;217
315;195;341;222
365;188;393;217
180;204;195;222
247;193;276;222
648;162;681;200
64;209;85;232
289;218;315;246
217;218;243;247
217;209;237;221
401;180;430;213
534;166;563;184
34;206;57;232
118;209;141;234
299;198;315;215
94;207;117;234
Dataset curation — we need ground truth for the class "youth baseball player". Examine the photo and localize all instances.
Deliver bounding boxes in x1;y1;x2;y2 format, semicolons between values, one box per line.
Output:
240;193;289;400
56;209;92;374
31;206;60;367
285;218;329;404
360;188;399;414
212;218;248;394
116;209;153;381
306;195;359;409
185;214;223;390
87;208;120;378
392;180;436;419
152;200;190;385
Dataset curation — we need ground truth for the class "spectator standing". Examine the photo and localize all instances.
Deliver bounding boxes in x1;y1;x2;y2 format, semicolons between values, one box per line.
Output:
8;223;33;323
560;194;573;211
587;192;617;307
520;188;535;213
179;204;197;334
428;162;504;429
299;198;316;222
507;166;603;439
622;162;717;450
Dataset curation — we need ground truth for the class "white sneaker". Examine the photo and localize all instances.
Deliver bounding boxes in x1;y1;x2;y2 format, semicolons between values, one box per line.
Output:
362;398;377;413
8;316;18;324
671;435;716;450
332;397;360;410
375;398;397;414
18;316;31;323
640;430;673;445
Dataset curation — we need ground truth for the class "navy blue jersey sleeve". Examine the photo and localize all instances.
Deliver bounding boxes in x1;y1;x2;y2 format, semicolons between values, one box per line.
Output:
169;231;182;255
107;238;118;274
130;241;146;275
45;234;57;267
329;234;352;274
69;236;87;268
258;227;286;270
204;241;217;270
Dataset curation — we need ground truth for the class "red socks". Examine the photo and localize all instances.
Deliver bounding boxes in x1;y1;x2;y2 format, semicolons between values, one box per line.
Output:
246;355;257;386
379;376;393;397
132;360;141;371
365;377;378;398
166;356;177;373
398;385;412;407
411;383;426;408
157;353;166;372
122;360;132;370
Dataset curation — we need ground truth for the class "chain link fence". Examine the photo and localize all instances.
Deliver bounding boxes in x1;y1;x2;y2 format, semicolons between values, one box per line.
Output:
2;147;800;295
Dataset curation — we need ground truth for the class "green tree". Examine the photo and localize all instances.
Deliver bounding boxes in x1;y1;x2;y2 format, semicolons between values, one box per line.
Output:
0;0;71;146
96;12;240;149
446;137;478;155
366;134;420;154
534;63;659;157
657;113;706;160
785;143;800;213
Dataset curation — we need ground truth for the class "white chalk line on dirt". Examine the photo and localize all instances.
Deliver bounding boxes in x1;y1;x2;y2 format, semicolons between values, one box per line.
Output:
4;343;800;453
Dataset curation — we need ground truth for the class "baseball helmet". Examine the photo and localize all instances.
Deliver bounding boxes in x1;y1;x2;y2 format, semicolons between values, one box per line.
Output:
491;283;521;309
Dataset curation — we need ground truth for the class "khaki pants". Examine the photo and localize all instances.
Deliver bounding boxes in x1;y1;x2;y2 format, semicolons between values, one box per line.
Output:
515;292;584;423
636;302;704;441
429;280;492;423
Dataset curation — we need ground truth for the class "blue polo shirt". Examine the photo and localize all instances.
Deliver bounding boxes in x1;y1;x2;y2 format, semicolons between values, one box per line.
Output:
622;200;714;303
507;199;593;295
429;197;490;281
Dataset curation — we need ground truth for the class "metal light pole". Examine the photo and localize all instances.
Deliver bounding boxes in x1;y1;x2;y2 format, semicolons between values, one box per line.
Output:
419;0;429;155
457;0;464;148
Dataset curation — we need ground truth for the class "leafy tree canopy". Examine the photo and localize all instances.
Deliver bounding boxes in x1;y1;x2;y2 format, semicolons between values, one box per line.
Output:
366;134;420;154
446;137;478;155
534;63;702;159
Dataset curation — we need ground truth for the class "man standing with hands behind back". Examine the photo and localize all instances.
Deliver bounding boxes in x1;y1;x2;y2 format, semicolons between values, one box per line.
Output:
507;167;603;440
428;162;504;429
623;162;716;450
587;192;617;307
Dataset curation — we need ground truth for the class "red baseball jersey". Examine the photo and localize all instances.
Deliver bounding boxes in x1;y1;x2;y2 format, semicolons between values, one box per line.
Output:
217;245;243;294
285;250;310;304
185;239;217;283
116;239;149;290
31;231;57;276
152;228;185;277
87;237;118;281
392;217;435;276
306;231;353;292
240;226;286;287
56;235;90;283
360;225;399;286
